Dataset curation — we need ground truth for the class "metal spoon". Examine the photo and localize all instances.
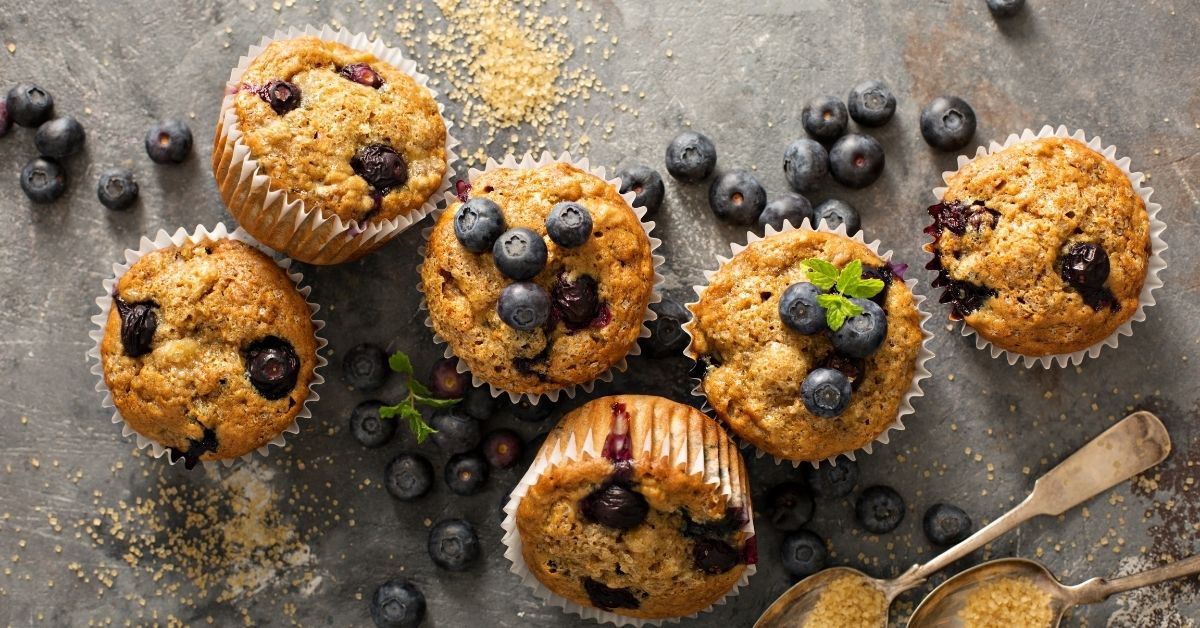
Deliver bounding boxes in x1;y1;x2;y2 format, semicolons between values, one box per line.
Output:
753;411;1170;628
906;554;1200;627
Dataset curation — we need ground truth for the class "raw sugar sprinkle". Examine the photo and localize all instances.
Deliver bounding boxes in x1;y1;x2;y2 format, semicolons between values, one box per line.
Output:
957;576;1054;628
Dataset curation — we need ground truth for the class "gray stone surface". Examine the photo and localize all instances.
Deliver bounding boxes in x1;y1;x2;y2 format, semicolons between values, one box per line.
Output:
1;0;1198;626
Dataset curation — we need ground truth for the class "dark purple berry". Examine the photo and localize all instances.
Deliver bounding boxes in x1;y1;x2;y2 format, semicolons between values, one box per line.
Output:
639;299;691;358
352;144;408;192
819;352;867;390
580;483;649;530
926;200;998;237
114;297;157;357
258;79;302;114
693;538;740;574
498;282;550;331
168;427;219;470
444;452;488;496
34;116;86;158
512;397;555;422
936;278;997;320
339;63;384;89
804;457;859;498
342;343;389;391
463;385;499;420
847;79;897;127
546;202;593;248
828;133;885;189
453;197;506;253
386;453;433;501
801;95;849;143
427;518;480;571
923;503;973;546
987;0;1025;18
370;579;425;628
920;96;977;151
482;429;523;469
665;131;717;183
708;170;767;225
1060;243;1110;289
350;400;396;448
5;84;54;128
245;337;300;400
20;157;67;203
582;578;639;611
780;530;828;579
551;273;601;329
428;410;481;454
765;482;814;532
492;228;547;280
97;168;139;211
429;357;469;399
144;119;193;164
617;164;665;215
855;485;905;534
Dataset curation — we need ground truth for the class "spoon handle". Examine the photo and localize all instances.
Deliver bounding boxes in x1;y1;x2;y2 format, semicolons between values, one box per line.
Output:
1071;554;1200;605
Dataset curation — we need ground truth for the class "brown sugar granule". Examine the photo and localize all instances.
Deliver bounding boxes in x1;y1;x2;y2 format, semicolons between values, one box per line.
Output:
804;574;888;627
958;576;1054;628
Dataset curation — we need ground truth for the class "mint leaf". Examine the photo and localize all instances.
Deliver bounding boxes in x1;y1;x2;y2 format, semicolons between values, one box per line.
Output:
378;403;405;419
388;351;413;376
817;293;864;331
413;394;462;409
836;260;863;295
842;277;884;300
802;259;839;290
399;405;437;444
409;379;432;397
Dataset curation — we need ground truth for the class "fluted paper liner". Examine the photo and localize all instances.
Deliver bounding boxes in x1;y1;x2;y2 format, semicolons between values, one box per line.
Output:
213;25;459;265
501;395;756;626
86;224;328;468
417;151;665;404
930;125;1167;368
682;219;936;468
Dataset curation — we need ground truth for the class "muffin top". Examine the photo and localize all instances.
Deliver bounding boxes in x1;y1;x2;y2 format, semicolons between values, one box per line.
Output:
688;229;924;462
927;136;1149;356
100;239;318;466
514;395;752;619
231;36;447;225
421;162;655;396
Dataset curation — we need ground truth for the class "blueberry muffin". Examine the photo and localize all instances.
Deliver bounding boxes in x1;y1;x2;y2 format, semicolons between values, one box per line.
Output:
925;136;1150;356
421;161;655;397
214;34;447;264
686;229;925;463
510;395;754;620
99;238;318;467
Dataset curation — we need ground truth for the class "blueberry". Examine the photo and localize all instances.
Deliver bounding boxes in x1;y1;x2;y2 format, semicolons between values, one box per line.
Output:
5;84;54;128
923;503;973;546
830;298;888;358
804;458;860;498
829;133;885;189
708;170;767;225
34;116;85;158
96;168;139;211
920;96;977;151
546;202;593;248
782;139;828;194
444;452;489;496
168;428;219;470
453;198;506;253
339;63;385;89
986;0;1025;18
780;530;828;579
429;357;469;399
246;337;300;400
342;343;389;391
847;80;897;127
665;131;717;183
114;297;157;357
551;273;600;329
693;537;740;574
0;100;10;137
352;144;408;192
144;119;193;164
497;281;550;331
801;95;849;143
20;157;66;204
639;299;691;358
429;410;481;455
779;283;826;335
427;518;480;571
350;400;397;448
819;352;868;390
617;164;665;215
370;579;425;628
385;453;433;501
579;483;649;530
512;397;555;422
583;577;639;611
463;385;499;421
801;367;852;417
492;228;548;280
759;193;814;231
856;485;905;534
765;482;815;532
482;429;523;469
813;199;861;235
1060;243;1110;289
257;79;302;114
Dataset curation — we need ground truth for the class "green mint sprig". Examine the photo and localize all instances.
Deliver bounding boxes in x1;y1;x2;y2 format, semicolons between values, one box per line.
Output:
801;259;884;331
378;350;461;444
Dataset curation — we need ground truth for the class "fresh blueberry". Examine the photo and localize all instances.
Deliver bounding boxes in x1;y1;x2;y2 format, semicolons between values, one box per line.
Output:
144;119;193;164
830;298;888;358
759;193;813;231
829;133;885;189
245;337;300;400
551;273;601;329
96;168;139;211
0;100;10;137
801;95;849;143
804;458;860;498
350;400;397;448
34;116;85;158
813;199;861;235
639;299;691;358
342;343;389;391
352;144;408;192
429;357;469;399
427;518;480;571
986;0;1025;18
339;63;385;89
5;84;54;128
385;453;433;501
665;131;717;183
617;164;665;215
923;503;973;546
257;79;302;114
708;170;767;225
801;367;852;417
497;281;550;331
444;452;489;496
429;410;481;455
370;579;425;628
512;397;555;422
765;482;815;532
1060;243;1110;288
580;483;649;530
920;96;977;151
583;577;639;611
453;198;506;253
114;297;157;357
780;530;828;579
546;202;593;248
779;283;826;335
847;80;897;127
782;139;828;194
856;485;906;534
693;538;740;574
482;429;523;469
20;157;66;204
492;228;548;280
463;385;499;421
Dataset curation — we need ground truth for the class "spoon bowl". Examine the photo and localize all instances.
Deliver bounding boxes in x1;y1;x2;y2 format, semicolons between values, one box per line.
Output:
754;567;892;628
906;558;1071;627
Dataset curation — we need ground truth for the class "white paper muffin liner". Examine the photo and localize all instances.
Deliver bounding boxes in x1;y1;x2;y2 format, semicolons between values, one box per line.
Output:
681;219;935;468
86;223;328;468
500;397;756;626
930;125;1167;368
417;151;665;404
212;25;459;265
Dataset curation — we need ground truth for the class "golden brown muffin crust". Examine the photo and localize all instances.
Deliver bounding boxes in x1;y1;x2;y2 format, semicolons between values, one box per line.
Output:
688;230;924;462
232;36;446;224
100;239;317;462
421;162;655;395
